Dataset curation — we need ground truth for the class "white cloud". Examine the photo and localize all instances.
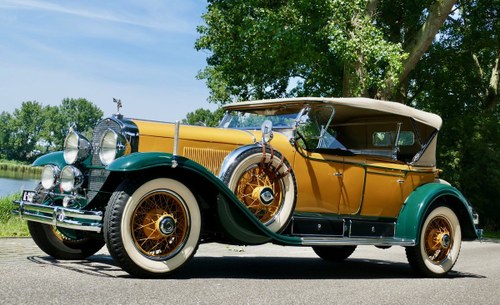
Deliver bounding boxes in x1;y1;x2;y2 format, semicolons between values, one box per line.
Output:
0;0;198;34
0;0;213;121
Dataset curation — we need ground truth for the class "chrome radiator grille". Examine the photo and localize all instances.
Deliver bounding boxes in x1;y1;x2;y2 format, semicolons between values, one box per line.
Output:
87;119;122;201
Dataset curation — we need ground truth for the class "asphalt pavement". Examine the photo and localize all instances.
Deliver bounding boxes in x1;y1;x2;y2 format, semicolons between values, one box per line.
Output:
0;238;499;305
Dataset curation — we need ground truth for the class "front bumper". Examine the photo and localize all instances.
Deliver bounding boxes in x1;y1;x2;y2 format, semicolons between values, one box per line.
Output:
13;200;103;233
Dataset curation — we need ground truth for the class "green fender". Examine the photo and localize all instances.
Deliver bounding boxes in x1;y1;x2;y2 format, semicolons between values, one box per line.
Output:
32;151;67;168
107;152;302;246
395;182;478;242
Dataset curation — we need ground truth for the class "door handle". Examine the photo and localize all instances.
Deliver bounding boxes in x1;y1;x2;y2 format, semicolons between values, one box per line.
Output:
334;172;343;177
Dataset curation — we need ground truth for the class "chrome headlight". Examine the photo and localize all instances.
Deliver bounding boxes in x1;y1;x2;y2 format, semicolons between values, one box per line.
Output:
63;130;92;164
41;165;59;190
60;166;84;192
99;129;129;166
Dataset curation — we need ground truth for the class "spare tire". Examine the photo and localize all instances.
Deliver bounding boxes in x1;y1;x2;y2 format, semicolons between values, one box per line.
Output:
221;146;297;233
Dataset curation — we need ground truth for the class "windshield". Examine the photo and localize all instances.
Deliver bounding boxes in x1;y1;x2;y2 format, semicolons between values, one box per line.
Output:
219;111;300;130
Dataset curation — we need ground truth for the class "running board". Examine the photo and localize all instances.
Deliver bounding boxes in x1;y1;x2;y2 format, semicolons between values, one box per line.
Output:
300;236;415;247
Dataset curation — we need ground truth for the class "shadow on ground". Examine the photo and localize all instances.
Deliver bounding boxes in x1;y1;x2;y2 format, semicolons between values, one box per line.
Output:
27;254;485;280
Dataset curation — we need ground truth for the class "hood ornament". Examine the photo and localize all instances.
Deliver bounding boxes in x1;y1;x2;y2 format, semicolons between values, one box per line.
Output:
113;98;123;118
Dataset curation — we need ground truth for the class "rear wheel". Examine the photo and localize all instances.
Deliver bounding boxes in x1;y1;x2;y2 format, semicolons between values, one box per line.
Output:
104;177;201;278
312;246;357;262
28;222;104;259
405;206;462;277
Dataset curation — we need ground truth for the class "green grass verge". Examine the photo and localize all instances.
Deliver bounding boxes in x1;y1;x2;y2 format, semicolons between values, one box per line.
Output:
483;230;500;240
0;193;29;237
0;218;29;237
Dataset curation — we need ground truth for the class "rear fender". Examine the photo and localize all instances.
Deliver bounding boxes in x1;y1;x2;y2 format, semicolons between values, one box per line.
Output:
396;182;479;242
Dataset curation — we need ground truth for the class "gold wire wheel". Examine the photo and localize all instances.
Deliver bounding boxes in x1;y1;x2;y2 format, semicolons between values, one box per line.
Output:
423;216;453;264
131;190;189;259
235;164;284;224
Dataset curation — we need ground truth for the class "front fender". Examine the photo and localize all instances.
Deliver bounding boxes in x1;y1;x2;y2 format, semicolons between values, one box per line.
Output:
106;152;175;171
106;152;302;246
395;182;479;241
32;151;67;168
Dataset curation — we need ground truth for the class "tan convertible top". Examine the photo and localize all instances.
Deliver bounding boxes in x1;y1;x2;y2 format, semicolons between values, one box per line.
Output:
223;97;443;130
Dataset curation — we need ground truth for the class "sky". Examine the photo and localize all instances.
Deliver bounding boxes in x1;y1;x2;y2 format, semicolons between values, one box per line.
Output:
0;0;217;122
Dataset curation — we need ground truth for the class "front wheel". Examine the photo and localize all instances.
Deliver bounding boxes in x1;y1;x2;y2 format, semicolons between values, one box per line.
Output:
405;206;462;277
104;177;201;278
312;246;357;261
28;222;104;259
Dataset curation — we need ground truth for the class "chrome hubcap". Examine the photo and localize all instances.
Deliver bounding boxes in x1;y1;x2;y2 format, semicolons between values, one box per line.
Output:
158;216;176;236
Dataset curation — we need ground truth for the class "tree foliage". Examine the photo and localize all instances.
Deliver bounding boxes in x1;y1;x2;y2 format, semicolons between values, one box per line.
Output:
196;0;500;228
196;0;457;103
182;108;224;127
0;98;103;162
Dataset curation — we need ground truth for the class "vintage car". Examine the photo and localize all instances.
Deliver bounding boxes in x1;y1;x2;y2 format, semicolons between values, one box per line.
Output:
14;97;481;278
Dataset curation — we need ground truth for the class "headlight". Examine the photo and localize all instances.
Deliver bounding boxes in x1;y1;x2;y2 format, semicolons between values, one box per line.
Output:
99;129;129;166
41;165;59;190
60;166;84;192
63;130;92;164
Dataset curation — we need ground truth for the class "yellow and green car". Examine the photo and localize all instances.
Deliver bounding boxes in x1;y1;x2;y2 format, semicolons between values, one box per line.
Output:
14;97;482;277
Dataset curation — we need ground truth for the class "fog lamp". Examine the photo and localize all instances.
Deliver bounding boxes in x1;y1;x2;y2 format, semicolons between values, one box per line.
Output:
41;165;59;190
60;166;84;192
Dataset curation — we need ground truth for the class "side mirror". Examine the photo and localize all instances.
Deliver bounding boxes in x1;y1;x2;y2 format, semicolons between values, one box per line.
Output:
261;120;273;144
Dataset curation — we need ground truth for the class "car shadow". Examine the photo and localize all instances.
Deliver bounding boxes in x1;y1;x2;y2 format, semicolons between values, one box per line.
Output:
27;254;485;280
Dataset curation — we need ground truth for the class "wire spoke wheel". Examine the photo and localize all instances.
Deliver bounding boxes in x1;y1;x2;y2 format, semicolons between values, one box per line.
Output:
405;206;462;277
28;221;104;260
131;191;189;259
423;216;453;264
105;177;201;278
222;146;297;233
235;164;284;223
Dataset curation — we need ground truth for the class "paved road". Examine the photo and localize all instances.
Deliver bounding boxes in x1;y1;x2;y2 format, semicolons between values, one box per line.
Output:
0;238;498;305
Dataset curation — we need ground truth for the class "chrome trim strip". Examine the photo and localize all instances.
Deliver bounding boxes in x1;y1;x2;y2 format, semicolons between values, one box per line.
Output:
300;236;415;247
13;200;103;233
218;144;261;179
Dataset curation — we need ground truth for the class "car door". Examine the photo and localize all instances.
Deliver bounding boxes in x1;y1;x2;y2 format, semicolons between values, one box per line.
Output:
292;151;342;214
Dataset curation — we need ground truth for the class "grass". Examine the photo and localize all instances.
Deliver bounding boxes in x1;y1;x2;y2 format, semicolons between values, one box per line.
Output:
483;230;500;240
0;193;29;237
0;159;41;179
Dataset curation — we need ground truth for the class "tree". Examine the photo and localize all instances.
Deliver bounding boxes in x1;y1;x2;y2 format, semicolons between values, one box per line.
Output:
37;98;103;152
182;108;224;127
409;0;500;229
0;111;13;159
195;0;500;229
196;0;458;104
0;98;103;161
4;101;46;161
58;98;103;141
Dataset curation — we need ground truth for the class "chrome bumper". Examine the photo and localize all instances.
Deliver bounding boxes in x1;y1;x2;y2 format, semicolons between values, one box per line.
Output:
13;200;103;233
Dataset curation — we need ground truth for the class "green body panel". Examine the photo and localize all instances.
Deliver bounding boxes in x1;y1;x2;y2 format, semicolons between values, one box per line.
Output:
107;152;302;246
32;151;67;168
395;182;477;241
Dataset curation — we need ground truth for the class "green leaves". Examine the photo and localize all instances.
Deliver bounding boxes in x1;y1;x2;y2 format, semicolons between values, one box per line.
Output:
0;99;103;162
196;0;408;103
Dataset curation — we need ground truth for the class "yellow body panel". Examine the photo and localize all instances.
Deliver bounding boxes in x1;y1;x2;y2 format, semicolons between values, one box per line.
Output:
131;119;436;218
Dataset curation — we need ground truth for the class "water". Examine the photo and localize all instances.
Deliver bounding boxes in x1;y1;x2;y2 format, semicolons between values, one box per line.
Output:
0;176;38;197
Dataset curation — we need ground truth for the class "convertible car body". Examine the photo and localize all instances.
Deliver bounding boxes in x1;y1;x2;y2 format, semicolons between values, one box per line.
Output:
13;97;481;277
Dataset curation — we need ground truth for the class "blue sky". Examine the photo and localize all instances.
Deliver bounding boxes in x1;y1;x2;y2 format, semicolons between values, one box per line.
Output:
0;0;216;122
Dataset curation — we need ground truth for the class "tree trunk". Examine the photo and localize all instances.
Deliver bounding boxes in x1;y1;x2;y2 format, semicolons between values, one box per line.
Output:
390;0;458;101
485;53;500;111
